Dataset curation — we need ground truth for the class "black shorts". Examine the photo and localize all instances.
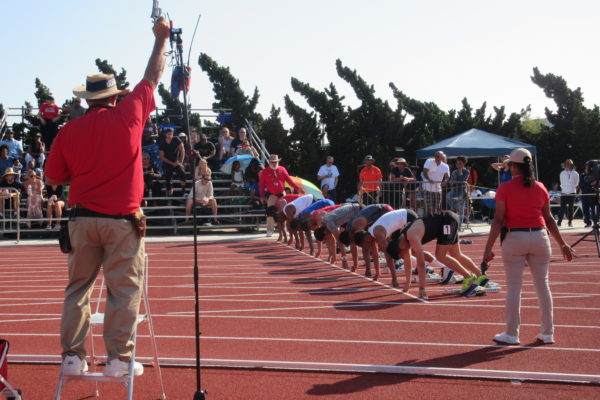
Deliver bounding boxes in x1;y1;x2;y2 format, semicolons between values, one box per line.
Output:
421;211;459;246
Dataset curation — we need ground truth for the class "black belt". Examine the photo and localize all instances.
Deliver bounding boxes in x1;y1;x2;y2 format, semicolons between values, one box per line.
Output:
506;227;544;232
71;206;135;221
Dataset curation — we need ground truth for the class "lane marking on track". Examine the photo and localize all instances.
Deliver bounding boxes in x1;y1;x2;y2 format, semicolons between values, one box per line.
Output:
5;312;598;329
277;242;429;303
3;332;597;354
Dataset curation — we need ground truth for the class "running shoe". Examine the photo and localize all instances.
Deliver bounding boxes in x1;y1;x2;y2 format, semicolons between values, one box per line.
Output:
460;276;476;293
61;355;88;375
493;332;520;345
536;334;554;344
440;268;454;284
475;274;489;288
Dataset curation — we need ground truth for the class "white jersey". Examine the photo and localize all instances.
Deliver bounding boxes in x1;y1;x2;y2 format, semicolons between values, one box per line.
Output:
368;209;412;238
283;194;313;217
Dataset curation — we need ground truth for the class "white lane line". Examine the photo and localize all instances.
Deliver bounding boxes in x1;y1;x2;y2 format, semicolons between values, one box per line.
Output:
2;332;597;353
277;242;428;304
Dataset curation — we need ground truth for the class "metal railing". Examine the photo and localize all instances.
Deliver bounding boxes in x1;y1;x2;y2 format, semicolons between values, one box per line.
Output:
245;120;270;164
359;180;473;230
0;188;21;241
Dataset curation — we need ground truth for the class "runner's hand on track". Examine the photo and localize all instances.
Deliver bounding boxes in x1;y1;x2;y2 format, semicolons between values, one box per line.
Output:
482;249;495;263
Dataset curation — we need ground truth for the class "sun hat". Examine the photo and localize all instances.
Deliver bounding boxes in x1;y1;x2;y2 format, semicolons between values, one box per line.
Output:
73;73;129;100
364;155;374;161
396;157;407;165
508;148;532;164
2;167;18;178
268;154;281;162
178;132;187;137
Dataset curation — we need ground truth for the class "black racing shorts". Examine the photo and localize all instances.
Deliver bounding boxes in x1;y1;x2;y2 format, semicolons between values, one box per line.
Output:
421;211;460;246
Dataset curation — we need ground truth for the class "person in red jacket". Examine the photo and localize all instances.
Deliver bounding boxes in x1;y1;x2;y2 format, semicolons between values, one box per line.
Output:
259;154;303;237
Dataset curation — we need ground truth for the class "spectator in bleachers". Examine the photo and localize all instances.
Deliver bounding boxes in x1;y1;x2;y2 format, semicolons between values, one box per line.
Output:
21;159;37;183
389;157;414;209
0;168;23;219
230;127;247;156
217;127;233;162
185;173;218;226
358;155;382;205
38;96;61;149
0;129;24;160
159;116;176;135
557;158;579;227
11;158;23;179
422;151;449;213
159;128;187;196
23;169;44;226
230;160;244;196
321;184;334;201
244;157;263;198
45;183;65;230
142;152;162;206
193;133;217;170
142;126;162;173
194;158;212;181
235;140;259;158
65;98;86;121
24;133;46;168
0;145;13;177
317;156;340;202
446;156;470;229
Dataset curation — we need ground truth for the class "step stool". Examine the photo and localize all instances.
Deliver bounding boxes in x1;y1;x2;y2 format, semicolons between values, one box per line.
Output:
55;254;166;399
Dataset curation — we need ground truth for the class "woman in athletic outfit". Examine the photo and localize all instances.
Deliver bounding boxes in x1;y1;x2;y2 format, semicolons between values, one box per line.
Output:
339;204;393;279
483;148;573;345
387;211;483;299
354;209;418;288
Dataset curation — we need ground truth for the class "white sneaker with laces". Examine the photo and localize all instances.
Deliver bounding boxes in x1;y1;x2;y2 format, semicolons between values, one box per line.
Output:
266;230;274;237
537;333;555;344
62;355;88;375
103;358;144;377
493;332;520;345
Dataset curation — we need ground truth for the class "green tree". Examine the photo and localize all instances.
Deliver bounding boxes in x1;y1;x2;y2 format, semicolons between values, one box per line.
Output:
156;83;201;135
260;105;290;161
283;97;323;179
198;53;261;130
95;59;130;90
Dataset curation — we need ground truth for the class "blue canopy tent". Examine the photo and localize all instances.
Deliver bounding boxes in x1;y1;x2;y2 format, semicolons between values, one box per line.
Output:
416;128;537;159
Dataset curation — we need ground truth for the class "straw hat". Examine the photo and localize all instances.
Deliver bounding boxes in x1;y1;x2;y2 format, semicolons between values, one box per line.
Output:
73;73;128;100
2;168;18;179
268;154;281;162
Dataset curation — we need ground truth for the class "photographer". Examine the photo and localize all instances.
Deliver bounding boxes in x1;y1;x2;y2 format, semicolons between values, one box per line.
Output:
580;161;599;227
45;17;170;377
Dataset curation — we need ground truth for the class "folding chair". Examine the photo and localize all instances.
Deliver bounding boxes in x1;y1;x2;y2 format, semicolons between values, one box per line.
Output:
0;340;22;400
55;254;166;399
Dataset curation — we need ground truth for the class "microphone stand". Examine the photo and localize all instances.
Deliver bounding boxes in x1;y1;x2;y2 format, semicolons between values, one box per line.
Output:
170;26;208;400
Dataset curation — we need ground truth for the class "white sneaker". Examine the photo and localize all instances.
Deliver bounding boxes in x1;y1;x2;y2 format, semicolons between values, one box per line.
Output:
103;359;144;377
537;333;555;344
266;230;274;237
61;355;88;375
493;332;520;345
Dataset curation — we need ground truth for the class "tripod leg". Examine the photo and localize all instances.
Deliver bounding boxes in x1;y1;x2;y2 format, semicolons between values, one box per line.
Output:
595;227;600;258
571;229;594;248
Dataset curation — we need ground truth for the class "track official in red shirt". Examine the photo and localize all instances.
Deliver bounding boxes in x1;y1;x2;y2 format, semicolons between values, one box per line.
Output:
483;148;574;346
45;18;171;377
259;154;303;237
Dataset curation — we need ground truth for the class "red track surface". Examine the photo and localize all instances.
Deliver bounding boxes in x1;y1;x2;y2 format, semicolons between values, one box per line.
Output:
0;232;599;399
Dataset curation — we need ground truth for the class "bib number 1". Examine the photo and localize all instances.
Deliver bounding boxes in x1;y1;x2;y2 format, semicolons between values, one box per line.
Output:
443;224;452;235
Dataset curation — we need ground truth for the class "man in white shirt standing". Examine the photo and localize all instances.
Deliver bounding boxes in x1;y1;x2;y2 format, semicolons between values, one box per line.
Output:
558;159;579;227
317;156;340;201
422;151;450;213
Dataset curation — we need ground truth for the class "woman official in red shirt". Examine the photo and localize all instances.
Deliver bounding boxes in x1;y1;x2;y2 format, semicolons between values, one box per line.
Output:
259;154;302;237
483;148;573;345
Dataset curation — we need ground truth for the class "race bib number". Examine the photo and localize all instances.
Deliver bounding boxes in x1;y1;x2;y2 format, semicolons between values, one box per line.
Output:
443;224;452;235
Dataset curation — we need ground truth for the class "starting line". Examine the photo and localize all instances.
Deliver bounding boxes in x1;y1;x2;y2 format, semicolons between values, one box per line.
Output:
9;354;600;385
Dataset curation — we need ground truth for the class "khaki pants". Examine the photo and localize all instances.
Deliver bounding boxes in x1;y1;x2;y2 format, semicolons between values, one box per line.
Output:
61;217;144;361
266;194;279;232
501;230;553;337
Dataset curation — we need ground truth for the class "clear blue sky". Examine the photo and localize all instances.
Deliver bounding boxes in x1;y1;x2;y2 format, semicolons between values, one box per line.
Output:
2;0;598;128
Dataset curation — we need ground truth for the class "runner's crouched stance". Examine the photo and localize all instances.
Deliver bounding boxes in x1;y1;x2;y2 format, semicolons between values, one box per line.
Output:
386;211;485;299
313;203;364;268
353;209;418;288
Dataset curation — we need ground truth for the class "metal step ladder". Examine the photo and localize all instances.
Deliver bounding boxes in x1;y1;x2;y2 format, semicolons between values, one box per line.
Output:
55;255;166;399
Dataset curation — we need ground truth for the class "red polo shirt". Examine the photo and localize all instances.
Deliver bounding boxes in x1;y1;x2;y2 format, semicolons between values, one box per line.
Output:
258;166;300;197
359;165;382;193
45;79;155;215
495;175;549;228
40;102;60;119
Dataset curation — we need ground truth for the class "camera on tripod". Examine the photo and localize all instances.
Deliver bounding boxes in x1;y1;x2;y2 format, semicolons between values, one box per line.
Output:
585;160;600;187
